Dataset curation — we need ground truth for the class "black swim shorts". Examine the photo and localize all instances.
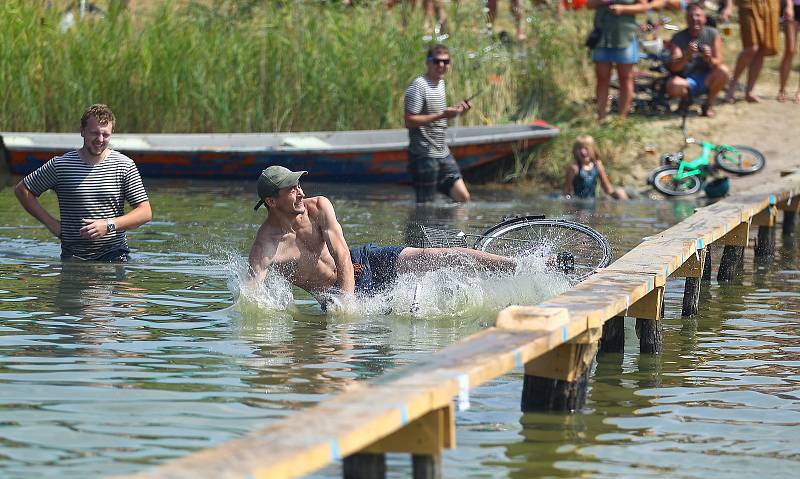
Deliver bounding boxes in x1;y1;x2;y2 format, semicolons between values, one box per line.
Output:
350;244;405;295
408;153;462;203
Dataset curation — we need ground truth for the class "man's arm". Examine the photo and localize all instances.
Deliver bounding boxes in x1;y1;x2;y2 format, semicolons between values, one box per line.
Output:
79;201;153;240
668;43;688;74
317;197;355;296
14;181;61;238
248;233;272;285
404;101;471;128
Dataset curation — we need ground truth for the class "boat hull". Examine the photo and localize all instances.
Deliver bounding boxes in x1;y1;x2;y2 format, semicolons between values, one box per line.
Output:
1;123;558;183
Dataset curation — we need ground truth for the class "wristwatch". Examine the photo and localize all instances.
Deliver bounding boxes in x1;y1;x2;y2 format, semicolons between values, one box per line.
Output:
107;219;117;234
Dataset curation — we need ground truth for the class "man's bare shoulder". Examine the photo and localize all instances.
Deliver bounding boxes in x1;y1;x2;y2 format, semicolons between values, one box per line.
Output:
303;196;335;218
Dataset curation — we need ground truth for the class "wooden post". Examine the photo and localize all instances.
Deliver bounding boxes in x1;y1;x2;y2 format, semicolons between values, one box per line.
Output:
599;316;625;354
521;328;600;412
520;367;590;412
784;210;797;236
635;318;663;354
753;207;777;258
702;246;712;281
361;405;455;479
412;454;442;479
778;194;799;238
717;245;742;281
755;225;775;257
717;220;750;282
343;453;386;479
626;284;664;354
671;247;706;317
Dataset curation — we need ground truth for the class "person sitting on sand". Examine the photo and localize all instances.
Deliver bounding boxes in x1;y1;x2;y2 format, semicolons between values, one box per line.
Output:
247;166;516;308
666;2;730;117
562;135;628;200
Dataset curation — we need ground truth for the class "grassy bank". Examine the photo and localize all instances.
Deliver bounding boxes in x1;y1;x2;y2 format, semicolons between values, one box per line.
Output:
1;1;642;186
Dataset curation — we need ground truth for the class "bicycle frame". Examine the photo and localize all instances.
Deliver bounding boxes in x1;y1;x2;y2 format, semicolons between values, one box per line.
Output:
673;141;714;182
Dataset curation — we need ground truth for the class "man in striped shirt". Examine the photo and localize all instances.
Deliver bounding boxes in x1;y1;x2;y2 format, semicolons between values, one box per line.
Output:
14;104;152;262
405;43;472;203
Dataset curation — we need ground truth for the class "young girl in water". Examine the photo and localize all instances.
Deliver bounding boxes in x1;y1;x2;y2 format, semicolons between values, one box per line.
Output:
562;135;628;200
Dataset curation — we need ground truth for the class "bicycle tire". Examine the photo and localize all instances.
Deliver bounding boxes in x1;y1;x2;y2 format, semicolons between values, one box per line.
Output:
473;216;612;282
647;164;679;185
716;145;766;175
652;167;702;196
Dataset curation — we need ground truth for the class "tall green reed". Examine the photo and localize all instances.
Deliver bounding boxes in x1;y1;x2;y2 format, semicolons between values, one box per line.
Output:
1;1;639;184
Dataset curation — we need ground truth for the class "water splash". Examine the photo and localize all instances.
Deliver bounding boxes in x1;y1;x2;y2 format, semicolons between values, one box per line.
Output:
220;248;571;321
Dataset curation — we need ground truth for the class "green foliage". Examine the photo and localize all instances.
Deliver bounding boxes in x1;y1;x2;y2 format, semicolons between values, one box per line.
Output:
0;1;639;185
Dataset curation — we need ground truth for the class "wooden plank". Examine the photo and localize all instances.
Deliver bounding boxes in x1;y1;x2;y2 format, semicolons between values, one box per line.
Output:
523;328;600;381
671;247;706;278
777;198;800;213
540;270;664;329
751;206;777;227
625;285;663;320
718;221;750;247
363;405;454;455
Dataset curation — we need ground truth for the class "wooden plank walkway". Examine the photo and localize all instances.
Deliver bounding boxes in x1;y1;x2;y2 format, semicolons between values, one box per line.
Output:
117;170;800;479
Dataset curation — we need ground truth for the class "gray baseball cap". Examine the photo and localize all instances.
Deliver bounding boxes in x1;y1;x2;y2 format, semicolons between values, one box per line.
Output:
254;166;307;210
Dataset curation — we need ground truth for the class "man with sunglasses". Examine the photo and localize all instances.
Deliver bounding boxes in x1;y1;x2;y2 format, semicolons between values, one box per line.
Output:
404;43;472;203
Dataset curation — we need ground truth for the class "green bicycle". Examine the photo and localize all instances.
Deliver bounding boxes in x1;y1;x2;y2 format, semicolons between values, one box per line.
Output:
649;115;766;196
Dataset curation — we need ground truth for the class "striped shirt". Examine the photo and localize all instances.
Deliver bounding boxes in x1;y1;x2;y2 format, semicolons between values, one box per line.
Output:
23;149;149;260
405;75;450;159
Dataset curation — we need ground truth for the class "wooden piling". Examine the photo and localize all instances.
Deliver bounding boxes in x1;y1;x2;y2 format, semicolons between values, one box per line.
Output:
717;245;742;281
753;207;777;258
411;454;442;479
671;247;706;317
702;246;712;281
784;210;797;236
626;285;664;354
520;367;591;412
343;453;386;479
599;316;625;354
521;328;599;412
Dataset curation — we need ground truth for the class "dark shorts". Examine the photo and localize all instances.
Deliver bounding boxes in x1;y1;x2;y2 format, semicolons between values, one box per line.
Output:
408;153;462;203
350;244;405;295
61;245;130;263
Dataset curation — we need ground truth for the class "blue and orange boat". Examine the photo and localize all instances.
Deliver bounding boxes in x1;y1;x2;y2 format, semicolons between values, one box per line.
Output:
1;121;559;183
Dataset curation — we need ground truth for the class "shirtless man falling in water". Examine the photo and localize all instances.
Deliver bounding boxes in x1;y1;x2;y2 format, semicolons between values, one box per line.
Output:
247;166;516;308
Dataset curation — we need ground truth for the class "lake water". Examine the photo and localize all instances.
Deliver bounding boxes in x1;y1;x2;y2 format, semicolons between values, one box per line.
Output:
0;179;798;479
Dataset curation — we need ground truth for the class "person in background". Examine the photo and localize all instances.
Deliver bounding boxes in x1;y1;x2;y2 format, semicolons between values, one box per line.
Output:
14;104;152;262
666;2;730;117
587;0;651;123
487;0;526;41
722;0;781;102
563;135;629;199
404;43;472;203
778;0;800;102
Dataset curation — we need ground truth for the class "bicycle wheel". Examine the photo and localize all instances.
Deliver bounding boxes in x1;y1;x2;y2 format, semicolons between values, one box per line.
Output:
716;145;766;175
474;216;612;282
652;167;702;196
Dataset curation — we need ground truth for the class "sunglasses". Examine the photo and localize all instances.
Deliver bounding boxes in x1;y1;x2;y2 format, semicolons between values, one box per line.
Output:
429;57;450;65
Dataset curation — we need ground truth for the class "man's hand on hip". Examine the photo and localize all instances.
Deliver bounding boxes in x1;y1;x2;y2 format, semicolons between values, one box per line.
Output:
80;218;109;240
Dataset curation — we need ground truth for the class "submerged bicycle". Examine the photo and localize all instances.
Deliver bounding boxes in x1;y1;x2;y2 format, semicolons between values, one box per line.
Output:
649;114;766;196
411;215;612;283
